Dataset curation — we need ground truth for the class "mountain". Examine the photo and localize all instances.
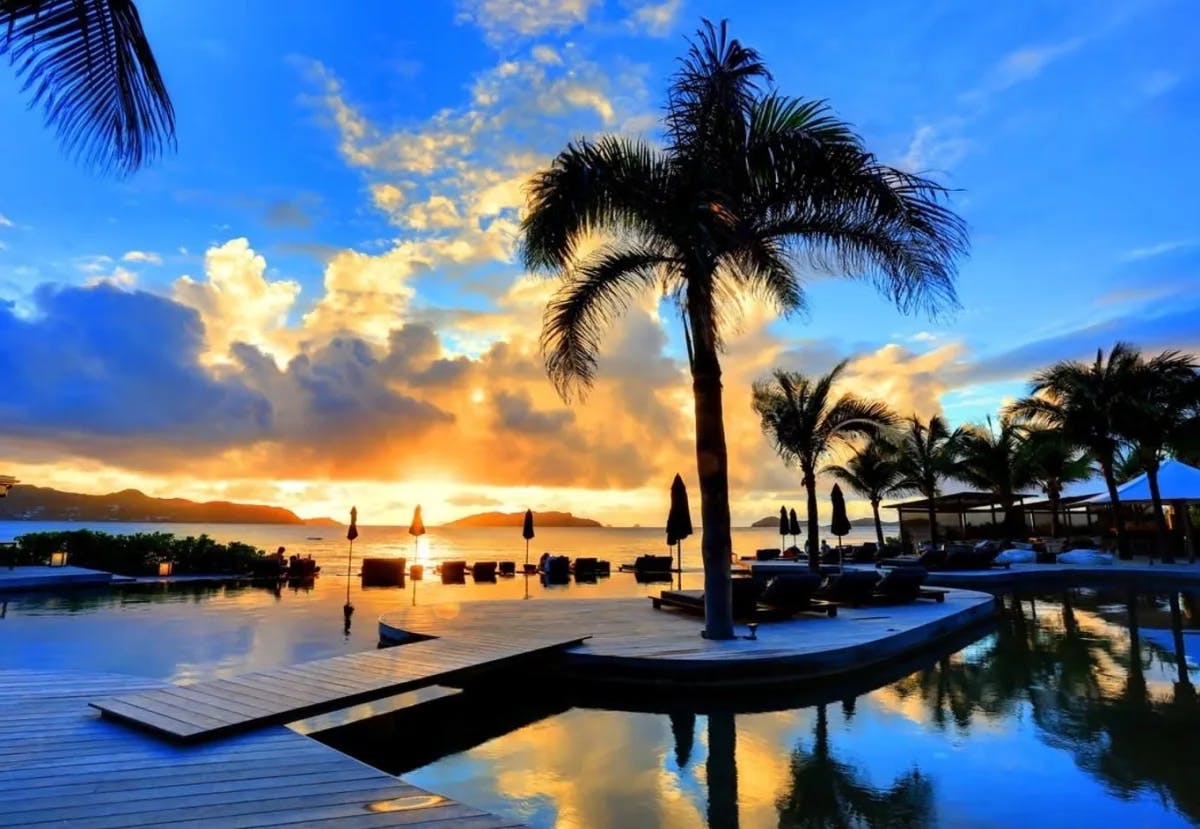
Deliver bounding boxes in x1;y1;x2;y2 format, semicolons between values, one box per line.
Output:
444;511;602;528
0;485;312;524
750;515;784;528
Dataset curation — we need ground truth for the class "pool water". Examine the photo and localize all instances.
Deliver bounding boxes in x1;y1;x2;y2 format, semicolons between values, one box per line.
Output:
2;569;1198;827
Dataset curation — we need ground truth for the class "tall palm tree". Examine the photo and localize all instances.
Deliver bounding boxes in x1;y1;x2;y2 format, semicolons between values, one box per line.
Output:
956;415;1034;539
1019;425;1093;539
521;21;967;636
752;362;897;570
1118;350;1199;562
825;438;909;549
1011;343;1144;558
892;414;964;546
1;0;174;174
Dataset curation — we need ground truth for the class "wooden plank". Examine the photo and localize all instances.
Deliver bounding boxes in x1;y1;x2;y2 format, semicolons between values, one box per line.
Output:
91;632;588;741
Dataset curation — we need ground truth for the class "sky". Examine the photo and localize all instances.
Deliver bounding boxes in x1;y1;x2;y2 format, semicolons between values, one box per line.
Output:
0;0;1198;526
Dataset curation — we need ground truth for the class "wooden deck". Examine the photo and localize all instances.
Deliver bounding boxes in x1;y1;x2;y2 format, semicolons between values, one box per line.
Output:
92;631;588;742
379;591;997;684
0;669;525;828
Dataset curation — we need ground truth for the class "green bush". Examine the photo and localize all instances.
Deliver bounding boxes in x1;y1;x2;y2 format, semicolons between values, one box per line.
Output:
13;530;267;576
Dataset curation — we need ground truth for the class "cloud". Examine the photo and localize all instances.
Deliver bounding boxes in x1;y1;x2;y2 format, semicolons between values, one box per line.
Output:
963;36;1085;104
624;0;681;36
1142;70;1179;98
1120;239;1196;262
0;214;13;228
122;250;163;265
262;199;317;229
455;0;601;42
900;123;970;172
172;238;302;366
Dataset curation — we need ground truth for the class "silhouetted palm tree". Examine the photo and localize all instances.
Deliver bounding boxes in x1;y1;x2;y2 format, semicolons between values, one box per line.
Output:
892;414;963;546
825;438;910;549
957;415;1034;538
1010;344;1142;557
1019;426;1092;538
1118;350;1199;561
0;0;174;174
521;20;967;636
752;362;897;569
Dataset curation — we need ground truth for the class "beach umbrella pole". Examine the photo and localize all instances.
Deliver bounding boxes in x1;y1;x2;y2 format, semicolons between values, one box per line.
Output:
344;539;353;607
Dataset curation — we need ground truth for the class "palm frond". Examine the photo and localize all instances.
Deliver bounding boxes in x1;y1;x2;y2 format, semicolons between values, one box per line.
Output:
1;0;175;174
540;243;675;399
521;135;673;272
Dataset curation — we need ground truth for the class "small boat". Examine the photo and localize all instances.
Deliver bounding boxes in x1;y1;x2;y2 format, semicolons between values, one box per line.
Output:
305;536;323;540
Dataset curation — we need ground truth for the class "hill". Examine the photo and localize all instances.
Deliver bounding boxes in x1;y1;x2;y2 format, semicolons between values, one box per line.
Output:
0;485;312;524
444;510;602;528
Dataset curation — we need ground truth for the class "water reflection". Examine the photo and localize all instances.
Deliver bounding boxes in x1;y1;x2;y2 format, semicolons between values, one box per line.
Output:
372;591;1199;828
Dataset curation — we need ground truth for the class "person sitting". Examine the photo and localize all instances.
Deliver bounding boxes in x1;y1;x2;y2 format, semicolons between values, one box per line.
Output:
820;539;832;555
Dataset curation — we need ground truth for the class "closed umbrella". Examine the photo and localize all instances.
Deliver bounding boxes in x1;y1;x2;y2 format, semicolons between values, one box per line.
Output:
522;509;535;600
779;506;788;553
409;505;425;563
667;474;693;588
830;484;851;562
788;508;801;551
344;506;358;619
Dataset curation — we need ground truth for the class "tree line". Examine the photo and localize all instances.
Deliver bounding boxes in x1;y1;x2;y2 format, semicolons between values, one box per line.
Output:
752;343;1200;563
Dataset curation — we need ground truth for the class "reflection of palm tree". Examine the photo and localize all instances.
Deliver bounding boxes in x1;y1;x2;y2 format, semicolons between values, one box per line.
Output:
706;711;739;829
776;704;934;828
521;20;967;636
670;710;696;769
0;0;175;174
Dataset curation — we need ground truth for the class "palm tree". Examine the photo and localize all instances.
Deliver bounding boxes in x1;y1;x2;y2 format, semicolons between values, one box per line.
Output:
956;415;1034;539
0;0;174;174
1010;344;1142;558
521;21;967;636
892;414;963;546
752;362;897;569
1020;426;1093;539
1117;350;1200;561
825;438;909;549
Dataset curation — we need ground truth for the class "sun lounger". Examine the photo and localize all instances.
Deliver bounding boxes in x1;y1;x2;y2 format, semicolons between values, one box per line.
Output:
870;566;946;603
472;561;497;581
596;560;611;577
543;555;570;584
498;561;516;577
652;576;836;621
573;557;598;582
815;570;881;606
440;560;467;584
360;557;406;587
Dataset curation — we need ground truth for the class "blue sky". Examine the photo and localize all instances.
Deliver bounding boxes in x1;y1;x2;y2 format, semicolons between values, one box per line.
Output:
0;0;1197;523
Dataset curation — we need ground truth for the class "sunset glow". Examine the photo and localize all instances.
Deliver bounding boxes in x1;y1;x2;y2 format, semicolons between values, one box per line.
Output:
1;1;1197;526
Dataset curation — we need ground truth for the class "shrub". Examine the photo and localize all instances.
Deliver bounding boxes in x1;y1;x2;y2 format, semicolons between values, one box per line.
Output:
14;530;267;576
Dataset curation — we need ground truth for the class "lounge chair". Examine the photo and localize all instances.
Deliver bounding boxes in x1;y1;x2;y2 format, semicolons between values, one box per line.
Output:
619;554;674;580
472;561;497;581
652;576;836;621
498;561;516;577
573;557;598;582
542;555;570;584
595;560;611;577
440;560;467;584
814;570;881;606
360;557;406;587
871;566;946;603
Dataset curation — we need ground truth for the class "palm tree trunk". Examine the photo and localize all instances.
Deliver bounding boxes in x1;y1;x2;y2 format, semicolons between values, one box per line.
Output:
871;497;885;549
690;336;735;640
926;489;939;547
1146;462;1172;563
1048;485;1061;539
1100;459;1130;559
804;467;820;572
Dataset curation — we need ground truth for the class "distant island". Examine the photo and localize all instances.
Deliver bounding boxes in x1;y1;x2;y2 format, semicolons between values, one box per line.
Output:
0;485;336;525
444;510;602;528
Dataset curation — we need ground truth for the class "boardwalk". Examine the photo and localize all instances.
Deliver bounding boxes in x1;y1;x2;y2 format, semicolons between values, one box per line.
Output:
92;630;588;741
0;669;526;828
379;591;997;682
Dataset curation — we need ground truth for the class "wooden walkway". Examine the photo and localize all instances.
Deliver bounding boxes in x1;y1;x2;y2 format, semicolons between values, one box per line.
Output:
92;631;588;741
0;669;525;828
